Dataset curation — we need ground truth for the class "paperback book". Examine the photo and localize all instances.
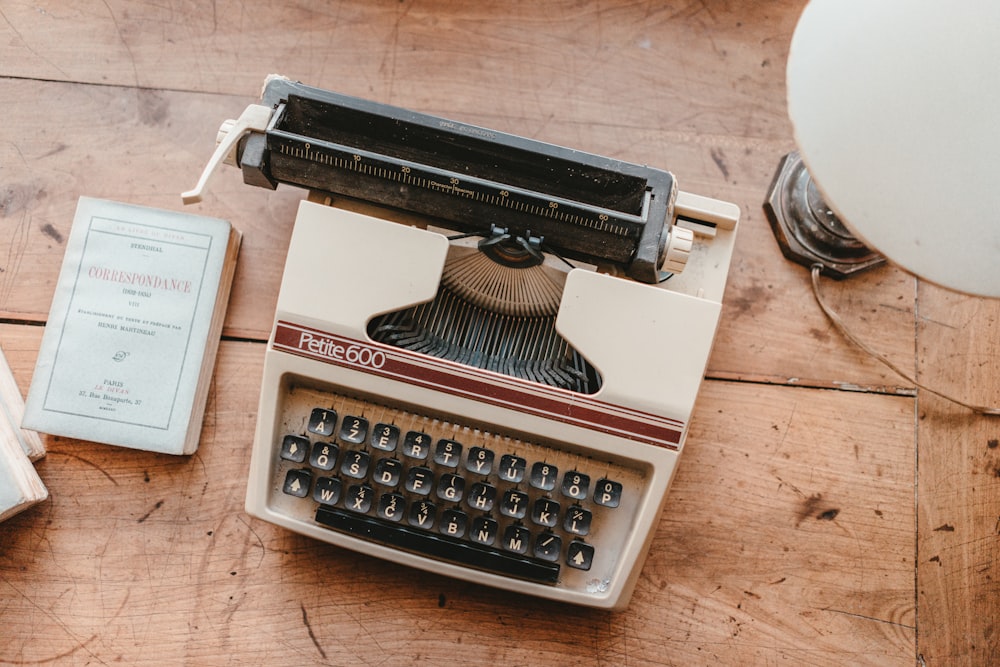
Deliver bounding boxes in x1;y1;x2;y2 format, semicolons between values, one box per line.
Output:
23;197;241;455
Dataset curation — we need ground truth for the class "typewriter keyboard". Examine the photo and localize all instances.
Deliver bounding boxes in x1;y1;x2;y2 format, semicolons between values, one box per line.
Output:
268;383;646;587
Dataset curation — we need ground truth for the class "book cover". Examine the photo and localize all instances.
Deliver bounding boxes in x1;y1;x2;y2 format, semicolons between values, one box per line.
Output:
0;345;47;522
0;416;48;522
0;344;44;460
23;197;241;455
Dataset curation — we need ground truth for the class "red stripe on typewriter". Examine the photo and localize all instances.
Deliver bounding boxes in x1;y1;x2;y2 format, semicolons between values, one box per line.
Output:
273;321;683;449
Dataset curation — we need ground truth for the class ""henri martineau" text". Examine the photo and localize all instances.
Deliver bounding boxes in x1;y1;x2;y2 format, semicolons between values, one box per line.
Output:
88;266;192;293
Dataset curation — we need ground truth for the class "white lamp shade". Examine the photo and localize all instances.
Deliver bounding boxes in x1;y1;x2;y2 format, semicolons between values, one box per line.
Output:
787;0;1000;297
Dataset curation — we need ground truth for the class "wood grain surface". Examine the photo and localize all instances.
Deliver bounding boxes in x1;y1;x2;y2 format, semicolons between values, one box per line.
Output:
0;1;996;664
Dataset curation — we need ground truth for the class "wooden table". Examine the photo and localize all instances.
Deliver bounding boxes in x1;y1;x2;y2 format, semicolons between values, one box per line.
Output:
1;2;997;664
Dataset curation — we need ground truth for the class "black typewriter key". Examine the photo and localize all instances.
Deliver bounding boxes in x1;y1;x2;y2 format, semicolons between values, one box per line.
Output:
434;439;462;467
561;471;590;500
533;532;562;562
345;483;374;513
466;446;494;475
374;458;403;487
313;476;342;506
339;415;369;444
437;473;465;502
500;489;529;519
408;500;436;529
498;454;526;482
531;498;560;528
282;469;311;497
406;466;434;495
309;442;339;471
502;524;531;554
470;517;499;546
279;435;309;463
340;450;371;479
371;423;399;451
563;506;592;536
440;508;468;538
566;540;595;571
402;431;432;459
529;462;558;491
466;482;496;512
307;408;337;437
377;492;406;522
594;479;623;508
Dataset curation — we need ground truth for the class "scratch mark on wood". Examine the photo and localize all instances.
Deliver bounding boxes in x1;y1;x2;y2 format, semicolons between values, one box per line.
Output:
301;603;328;660
0;633;99;664
0;9;72;79
0;579;122;664
38;143;68;159
934;524;955;532
916;313;959;330
822;606;915;630
48;450;119;485
99;0;139;86
236;514;267;567
709;147;729;180
137;499;164;523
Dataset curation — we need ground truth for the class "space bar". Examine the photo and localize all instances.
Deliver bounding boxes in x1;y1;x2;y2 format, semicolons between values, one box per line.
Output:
315;507;560;584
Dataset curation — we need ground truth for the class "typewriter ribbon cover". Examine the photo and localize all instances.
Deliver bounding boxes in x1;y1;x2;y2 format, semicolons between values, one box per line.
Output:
187;77;739;609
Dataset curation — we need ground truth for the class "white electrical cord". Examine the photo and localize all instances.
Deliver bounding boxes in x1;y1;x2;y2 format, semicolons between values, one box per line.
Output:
810;265;1000;416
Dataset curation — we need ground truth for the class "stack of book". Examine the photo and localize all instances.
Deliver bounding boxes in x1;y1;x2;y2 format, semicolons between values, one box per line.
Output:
0;346;47;522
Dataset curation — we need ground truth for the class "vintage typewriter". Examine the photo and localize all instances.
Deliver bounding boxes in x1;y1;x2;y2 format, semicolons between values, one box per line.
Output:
184;76;739;609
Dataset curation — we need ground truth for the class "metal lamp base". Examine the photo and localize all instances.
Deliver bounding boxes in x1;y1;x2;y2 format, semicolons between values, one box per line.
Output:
764;152;884;279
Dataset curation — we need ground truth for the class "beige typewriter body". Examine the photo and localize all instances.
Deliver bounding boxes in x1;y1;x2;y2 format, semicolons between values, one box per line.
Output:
246;192;738;610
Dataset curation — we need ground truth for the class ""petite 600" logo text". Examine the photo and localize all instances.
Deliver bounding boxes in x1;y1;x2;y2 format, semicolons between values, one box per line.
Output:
297;331;386;369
